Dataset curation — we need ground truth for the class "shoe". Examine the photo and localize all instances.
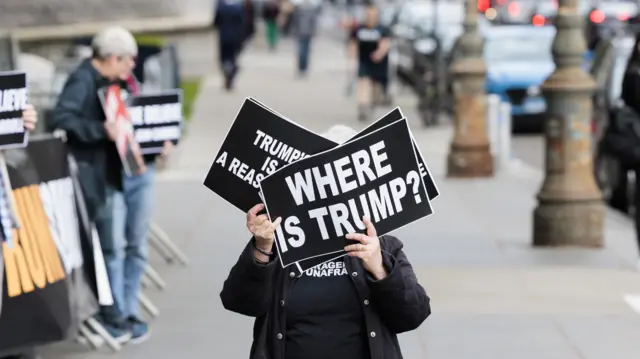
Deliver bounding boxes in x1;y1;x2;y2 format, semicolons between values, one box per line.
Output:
99;320;132;344
127;316;151;345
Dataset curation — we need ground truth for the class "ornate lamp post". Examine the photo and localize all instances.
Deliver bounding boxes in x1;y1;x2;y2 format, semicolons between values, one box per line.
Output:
533;0;604;246
447;0;493;178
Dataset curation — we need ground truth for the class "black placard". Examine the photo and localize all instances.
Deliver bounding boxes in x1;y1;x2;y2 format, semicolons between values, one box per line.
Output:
292;108;439;274
203;98;338;213
346;108;439;200
127;90;183;154
0;71;28;149
260;119;433;268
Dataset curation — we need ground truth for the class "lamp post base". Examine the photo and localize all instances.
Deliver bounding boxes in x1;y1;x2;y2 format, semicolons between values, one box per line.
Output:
533;200;605;247
446;144;494;178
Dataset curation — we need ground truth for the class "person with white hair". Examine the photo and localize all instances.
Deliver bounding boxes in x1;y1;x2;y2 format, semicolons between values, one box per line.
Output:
48;26;145;344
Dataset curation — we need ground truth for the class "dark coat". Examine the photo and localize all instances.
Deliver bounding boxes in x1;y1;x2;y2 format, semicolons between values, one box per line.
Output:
220;235;431;359
47;59;124;220
215;0;246;45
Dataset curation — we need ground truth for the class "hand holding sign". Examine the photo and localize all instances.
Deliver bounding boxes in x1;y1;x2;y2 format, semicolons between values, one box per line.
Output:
22;104;37;132
345;216;386;280
246;203;282;259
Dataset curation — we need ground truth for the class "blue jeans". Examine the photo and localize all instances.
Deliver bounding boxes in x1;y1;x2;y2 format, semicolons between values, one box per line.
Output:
96;166;155;321
297;36;312;73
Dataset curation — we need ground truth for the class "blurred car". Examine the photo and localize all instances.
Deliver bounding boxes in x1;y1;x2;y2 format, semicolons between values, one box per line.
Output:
392;0;490;89
490;0;540;24
392;1;465;77
483;25;555;130
531;0;638;34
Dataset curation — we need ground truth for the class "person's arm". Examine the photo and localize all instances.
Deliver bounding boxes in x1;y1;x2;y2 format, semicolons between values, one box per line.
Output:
372;27;391;61
348;26;358;61
366;236;431;334
48;72;108;144
220;238;277;317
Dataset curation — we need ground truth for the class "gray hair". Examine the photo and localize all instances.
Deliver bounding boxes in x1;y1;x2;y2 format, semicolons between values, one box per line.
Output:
321;125;358;144
91;26;138;59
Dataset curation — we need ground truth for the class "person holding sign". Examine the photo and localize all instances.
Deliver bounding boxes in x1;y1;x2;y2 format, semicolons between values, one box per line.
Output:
221;201;430;359
48;26;141;344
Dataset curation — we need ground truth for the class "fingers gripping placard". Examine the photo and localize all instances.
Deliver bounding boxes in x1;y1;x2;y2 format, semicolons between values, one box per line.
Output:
260;119;433;268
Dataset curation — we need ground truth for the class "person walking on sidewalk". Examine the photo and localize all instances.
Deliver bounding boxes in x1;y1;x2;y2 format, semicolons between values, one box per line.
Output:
263;0;281;51
214;0;246;90
290;0;321;77
48;26;141;344
348;2;392;122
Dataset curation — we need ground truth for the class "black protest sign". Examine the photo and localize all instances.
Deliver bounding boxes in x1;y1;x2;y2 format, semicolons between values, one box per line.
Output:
203;99;338;213
0;137;75;352
0;71;28;149
293;108;439;274
260;119;432;268
128;90;183;154
346;107;439;200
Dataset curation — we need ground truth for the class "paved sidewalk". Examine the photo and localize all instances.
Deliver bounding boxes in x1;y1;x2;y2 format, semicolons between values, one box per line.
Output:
43;36;640;359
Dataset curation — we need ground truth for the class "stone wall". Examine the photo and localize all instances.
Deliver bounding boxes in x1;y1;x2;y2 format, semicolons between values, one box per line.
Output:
0;0;181;28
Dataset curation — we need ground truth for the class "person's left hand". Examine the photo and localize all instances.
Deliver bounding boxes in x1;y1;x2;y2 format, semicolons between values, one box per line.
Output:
161;141;174;158
22;104;38;132
345;216;387;280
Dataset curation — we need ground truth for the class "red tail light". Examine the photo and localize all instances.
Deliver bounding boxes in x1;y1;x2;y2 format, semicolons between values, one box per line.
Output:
618;12;630;21
532;14;545;26
590;9;605;23
478;0;490;12
508;2;520;16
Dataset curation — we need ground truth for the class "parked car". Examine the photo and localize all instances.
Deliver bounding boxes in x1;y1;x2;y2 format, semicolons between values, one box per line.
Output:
483;25;555;130
392;0;467;87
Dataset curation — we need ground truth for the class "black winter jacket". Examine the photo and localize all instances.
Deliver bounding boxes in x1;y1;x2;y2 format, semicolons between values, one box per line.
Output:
48;59;124;220
220;235;431;359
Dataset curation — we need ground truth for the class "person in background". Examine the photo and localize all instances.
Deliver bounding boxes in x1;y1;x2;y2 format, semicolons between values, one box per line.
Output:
48;26;138;344
214;0;246;90
220;120;431;358
278;0;294;37
290;0;321;77
348;2;391;122
263;0;281;51
243;0;257;49
620;32;640;270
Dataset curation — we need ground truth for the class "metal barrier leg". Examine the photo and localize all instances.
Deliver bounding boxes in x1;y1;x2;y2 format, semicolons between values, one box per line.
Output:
149;234;176;264
144;264;167;290
149;222;189;266
141;272;153;289
138;291;160;318
85;317;122;352
77;322;104;350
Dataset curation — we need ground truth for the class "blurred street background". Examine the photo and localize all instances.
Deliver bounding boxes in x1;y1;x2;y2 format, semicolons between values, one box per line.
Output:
2;0;640;358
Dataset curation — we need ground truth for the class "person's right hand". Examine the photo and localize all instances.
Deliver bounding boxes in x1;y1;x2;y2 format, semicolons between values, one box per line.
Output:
246;203;281;251
104;121;118;141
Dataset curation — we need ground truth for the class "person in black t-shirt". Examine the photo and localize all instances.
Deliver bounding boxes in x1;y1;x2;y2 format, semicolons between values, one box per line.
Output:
348;3;392;122
220;126;431;359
